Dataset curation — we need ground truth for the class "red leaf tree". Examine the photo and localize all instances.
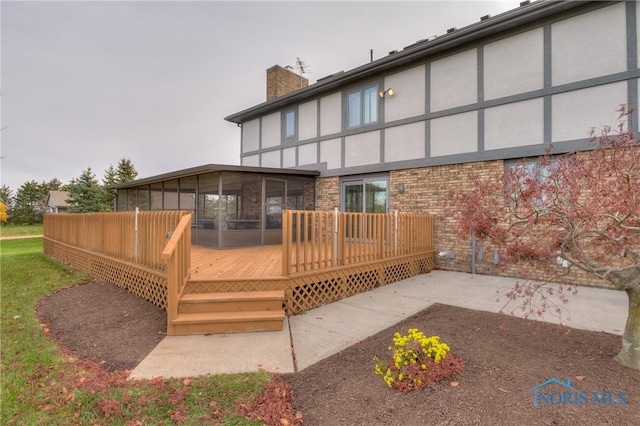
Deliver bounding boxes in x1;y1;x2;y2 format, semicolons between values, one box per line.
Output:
449;107;640;369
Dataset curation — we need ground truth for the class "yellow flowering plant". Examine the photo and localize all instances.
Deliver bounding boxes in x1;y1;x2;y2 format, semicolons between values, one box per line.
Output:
374;328;462;392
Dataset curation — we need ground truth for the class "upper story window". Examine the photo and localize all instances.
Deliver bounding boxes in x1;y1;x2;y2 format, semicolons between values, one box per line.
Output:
347;84;378;128
284;109;296;139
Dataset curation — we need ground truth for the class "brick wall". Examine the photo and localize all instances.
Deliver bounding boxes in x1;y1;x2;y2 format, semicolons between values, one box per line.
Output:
314;176;340;212
390;162;611;288
313;162;612;289
266;65;309;101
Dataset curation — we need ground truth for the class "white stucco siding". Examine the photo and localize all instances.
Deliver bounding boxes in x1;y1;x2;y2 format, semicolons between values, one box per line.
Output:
298;142;318;166
552;3;627;86
485;98;544;150
384;122;425;162
261;112;281;148
345;131;380;167
320;138;342;170
384;65;426;122
320;92;342;136
242;119;260;153
552;81;627;142
282;147;296;168
261;150;281;168
484;28;544;100
430;111;477;157
430;49;478;112
298;100;318;141
242;154;260;167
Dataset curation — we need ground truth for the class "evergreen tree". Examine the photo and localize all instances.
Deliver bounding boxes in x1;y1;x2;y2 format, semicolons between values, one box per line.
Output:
67;168;113;212
116;158;138;183
13;180;45;224
43;177;66;192
103;158;138;206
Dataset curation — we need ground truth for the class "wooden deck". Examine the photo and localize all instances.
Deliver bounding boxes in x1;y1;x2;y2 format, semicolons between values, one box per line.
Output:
191;245;285;280
44;210;435;334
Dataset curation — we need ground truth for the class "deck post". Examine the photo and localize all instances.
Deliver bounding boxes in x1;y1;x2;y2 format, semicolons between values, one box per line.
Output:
134;207;139;263
333;207;339;266
394;210;399;257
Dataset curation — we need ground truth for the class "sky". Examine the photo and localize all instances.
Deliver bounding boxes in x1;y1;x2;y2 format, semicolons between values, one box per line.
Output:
0;0;522;192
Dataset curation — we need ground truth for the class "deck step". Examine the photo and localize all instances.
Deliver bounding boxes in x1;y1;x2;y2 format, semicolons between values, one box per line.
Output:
179;290;285;314
171;311;285;335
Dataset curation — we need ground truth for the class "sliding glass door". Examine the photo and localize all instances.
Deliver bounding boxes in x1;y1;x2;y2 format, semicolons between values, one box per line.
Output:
342;175;389;213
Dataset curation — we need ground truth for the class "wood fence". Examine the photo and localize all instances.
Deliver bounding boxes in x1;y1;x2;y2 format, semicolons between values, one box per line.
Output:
282;209;434;275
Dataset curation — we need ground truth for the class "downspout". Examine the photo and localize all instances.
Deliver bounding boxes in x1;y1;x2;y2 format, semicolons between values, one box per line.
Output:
471;233;476;274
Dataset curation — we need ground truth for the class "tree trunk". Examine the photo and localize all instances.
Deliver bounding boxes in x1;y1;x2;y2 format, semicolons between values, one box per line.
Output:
615;286;640;370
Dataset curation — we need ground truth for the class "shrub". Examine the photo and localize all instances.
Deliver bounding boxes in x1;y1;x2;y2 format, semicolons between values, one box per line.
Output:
374;328;463;392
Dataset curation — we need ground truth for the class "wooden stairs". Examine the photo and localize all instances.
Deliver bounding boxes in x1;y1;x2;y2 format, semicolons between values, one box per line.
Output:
170;290;286;335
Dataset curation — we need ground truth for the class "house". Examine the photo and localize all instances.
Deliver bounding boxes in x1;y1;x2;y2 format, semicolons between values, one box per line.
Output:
113;0;638;286
45;190;71;213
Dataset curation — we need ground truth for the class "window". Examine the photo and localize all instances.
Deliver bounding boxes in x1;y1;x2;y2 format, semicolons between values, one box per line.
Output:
284;109;296;138
505;157;560;208
347;85;378;128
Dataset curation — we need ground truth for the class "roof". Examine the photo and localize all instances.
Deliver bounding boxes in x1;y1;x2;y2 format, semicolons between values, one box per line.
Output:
224;0;600;124
46;190;71;208
106;163;320;189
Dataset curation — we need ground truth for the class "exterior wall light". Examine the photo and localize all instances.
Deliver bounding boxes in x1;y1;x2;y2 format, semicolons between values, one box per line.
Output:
316;188;323;198
379;88;394;98
397;182;405;193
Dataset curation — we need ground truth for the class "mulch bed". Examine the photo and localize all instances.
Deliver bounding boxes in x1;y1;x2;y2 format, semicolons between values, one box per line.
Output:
37;280;640;425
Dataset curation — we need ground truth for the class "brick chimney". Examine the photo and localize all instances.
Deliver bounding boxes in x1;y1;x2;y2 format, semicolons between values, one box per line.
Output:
266;65;309;101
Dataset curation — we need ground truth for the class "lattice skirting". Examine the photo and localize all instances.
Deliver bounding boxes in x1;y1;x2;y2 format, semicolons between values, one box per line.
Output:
186;252;434;315
44;238;168;309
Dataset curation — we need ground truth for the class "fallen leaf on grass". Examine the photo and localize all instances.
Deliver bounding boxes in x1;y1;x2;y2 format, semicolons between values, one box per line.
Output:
450;382;459;387
575;375;586;381
183;378;191;386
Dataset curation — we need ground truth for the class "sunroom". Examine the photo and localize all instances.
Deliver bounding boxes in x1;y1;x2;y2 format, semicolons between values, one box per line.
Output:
109;164;318;249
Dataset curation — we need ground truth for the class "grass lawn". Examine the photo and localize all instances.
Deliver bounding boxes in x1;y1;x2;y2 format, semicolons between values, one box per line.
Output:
1;238;271;425
0;224;44;238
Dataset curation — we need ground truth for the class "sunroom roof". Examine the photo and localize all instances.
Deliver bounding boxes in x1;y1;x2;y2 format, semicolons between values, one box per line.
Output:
106;163;320;189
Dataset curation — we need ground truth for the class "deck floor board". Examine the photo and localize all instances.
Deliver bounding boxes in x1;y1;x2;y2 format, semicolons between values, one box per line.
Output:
191;245;284;280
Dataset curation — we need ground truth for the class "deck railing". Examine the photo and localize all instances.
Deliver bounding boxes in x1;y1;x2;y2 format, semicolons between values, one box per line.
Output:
162;214;192;335
43;210;189;272
282;209;434;275
43;210;190;310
